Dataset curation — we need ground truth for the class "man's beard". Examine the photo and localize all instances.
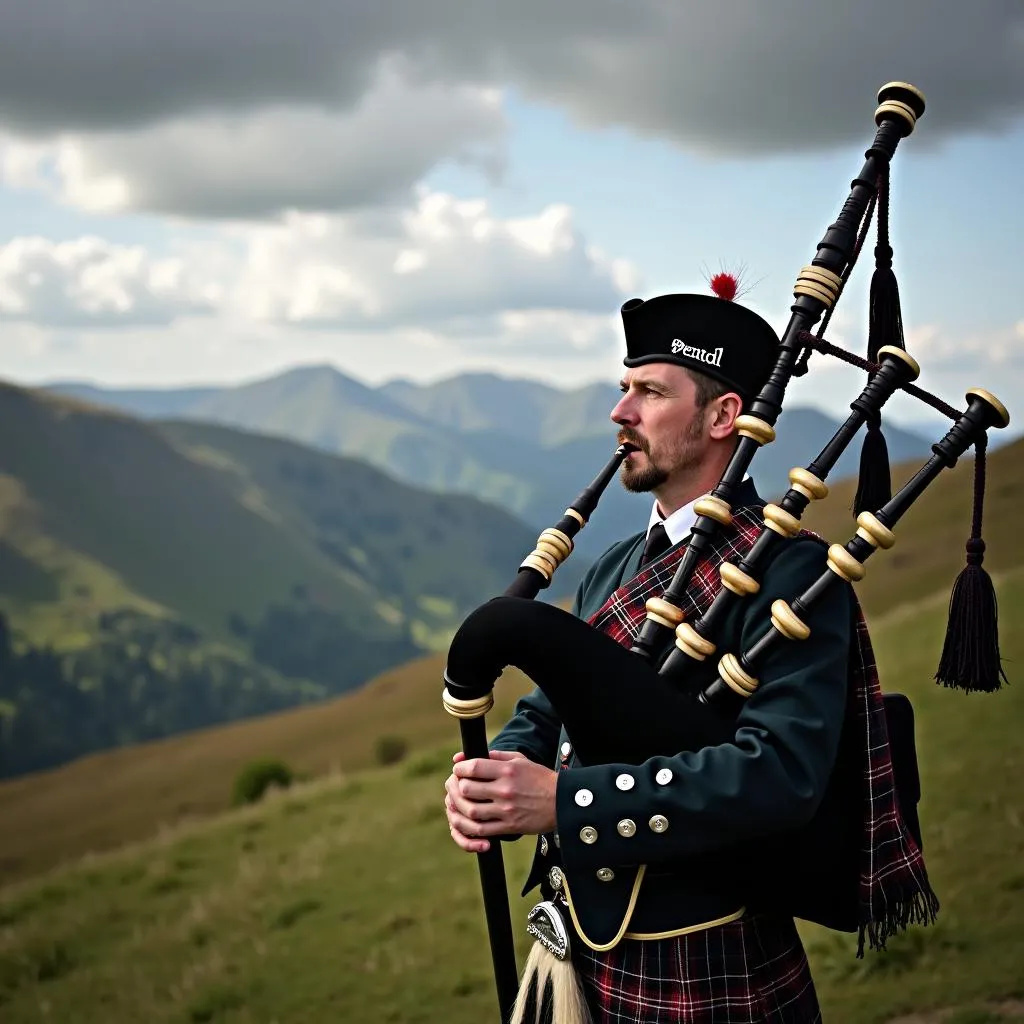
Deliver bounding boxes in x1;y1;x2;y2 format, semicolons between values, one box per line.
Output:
617;423;704;494
621;459;668;493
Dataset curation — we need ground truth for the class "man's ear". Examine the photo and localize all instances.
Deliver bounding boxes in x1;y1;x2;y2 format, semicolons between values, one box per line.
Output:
707;393;743;440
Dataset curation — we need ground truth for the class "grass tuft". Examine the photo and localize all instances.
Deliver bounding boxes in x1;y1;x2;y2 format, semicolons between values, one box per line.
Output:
187;985;246;1022
270;898;322;931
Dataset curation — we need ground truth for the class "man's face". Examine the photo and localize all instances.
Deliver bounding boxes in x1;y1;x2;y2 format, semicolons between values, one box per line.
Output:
610;363;709;493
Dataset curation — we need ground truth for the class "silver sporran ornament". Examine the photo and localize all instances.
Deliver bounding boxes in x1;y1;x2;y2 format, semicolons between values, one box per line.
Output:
510;898;592;1024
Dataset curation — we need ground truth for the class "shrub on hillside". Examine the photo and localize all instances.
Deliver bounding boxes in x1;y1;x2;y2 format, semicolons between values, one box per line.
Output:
375;735;408;766
405;748;452;778
231;758;293;806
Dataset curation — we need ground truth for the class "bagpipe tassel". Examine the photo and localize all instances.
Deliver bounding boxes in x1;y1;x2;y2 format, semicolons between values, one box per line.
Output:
510;901;592;1024
935;437;1008;693
854;166;904;517
853;412;892;517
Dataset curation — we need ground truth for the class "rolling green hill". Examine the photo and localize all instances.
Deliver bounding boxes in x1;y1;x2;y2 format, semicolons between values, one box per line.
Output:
0;647;540;885
1;381;387;647
0;380;585;779
155;418;585;636
0;379;584;652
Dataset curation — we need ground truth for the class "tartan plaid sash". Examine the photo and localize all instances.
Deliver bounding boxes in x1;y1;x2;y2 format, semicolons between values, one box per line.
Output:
585;507;939;954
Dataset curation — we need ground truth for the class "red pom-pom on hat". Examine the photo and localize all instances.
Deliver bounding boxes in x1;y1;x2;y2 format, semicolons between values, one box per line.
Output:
709;272;739;301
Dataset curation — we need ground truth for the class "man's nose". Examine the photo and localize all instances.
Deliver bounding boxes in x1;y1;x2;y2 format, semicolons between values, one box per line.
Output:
611;393;636;425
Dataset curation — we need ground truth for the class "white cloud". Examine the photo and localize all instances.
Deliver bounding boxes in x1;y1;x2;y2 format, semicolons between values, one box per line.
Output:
0;236;217;327
0;190;639;340
903;321;1024;368
856;321;1023;432
225;189;640;330
0;181;637;391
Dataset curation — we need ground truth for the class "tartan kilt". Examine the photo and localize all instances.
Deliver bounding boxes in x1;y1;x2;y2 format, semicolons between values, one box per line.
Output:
572;911;821;1023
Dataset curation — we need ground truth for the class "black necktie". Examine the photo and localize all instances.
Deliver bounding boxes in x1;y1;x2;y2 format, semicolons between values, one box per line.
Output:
640;522;672;567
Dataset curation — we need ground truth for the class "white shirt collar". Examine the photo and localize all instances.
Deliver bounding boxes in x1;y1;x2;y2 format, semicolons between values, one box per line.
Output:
646;495;700;547
646;474;752;547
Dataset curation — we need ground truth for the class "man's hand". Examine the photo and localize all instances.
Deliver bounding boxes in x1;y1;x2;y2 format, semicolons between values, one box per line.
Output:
444;750;557;854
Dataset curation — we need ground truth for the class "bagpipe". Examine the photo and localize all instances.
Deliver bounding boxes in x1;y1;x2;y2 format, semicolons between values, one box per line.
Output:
441;82;1011;1023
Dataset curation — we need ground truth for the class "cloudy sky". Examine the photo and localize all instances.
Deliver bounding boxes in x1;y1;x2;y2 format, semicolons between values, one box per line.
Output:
1;1;1022;434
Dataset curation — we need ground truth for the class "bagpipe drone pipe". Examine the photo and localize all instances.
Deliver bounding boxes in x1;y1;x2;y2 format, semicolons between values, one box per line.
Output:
440;81;1011;1023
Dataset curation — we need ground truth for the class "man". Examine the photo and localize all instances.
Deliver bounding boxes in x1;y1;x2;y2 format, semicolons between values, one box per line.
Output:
444;287;934;1022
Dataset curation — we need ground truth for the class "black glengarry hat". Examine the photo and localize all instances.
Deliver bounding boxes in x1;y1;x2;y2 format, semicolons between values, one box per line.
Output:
620;274;779;404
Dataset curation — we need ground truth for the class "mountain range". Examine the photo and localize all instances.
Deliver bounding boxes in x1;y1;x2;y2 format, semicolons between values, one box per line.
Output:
44;364;941;561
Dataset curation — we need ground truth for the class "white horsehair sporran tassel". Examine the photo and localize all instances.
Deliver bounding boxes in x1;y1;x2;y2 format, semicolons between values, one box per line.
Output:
510;899;592;1024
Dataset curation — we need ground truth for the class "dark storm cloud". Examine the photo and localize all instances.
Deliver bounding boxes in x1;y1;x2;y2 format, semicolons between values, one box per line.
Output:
0;1;1020;151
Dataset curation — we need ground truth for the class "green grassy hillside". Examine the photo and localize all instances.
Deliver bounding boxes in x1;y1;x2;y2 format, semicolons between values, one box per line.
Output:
0;382;393;648
1;380;572;651
0;651;538;886
0;571;1020;1024
157;419;582;626
0;380;587;779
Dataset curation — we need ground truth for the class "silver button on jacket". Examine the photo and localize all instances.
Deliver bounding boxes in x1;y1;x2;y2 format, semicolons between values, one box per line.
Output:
574;789;594;807
615;773;635;791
